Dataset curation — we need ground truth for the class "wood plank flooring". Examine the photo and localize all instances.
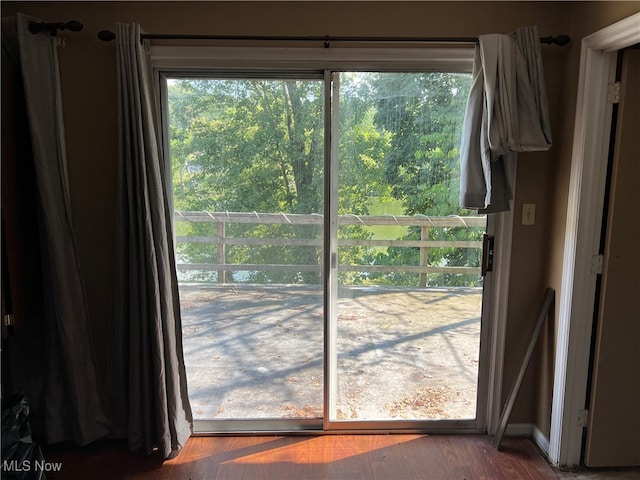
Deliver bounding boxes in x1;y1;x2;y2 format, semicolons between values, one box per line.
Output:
43;434;557;479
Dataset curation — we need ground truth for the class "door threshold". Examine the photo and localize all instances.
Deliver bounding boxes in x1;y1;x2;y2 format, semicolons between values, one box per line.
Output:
193;419;482;435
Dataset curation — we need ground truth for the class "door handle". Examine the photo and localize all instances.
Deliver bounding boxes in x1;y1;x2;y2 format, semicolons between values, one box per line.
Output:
481;234;494;276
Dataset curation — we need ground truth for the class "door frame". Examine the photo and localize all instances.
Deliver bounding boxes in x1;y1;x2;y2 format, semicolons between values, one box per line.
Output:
549;12;640;468
154;45;507;434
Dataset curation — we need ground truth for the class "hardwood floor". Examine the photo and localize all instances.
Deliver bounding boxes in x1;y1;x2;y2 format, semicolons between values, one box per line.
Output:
43;434;558;479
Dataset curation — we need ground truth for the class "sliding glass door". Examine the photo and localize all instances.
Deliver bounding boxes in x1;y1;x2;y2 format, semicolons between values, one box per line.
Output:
329;72;485;425
167;75;325;428
164;63;486;432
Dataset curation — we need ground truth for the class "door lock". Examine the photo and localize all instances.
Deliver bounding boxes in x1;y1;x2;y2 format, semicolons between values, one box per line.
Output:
481;234;495;276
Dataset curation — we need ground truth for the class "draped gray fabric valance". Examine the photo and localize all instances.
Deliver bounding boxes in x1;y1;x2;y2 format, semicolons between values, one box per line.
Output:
460;26;552;213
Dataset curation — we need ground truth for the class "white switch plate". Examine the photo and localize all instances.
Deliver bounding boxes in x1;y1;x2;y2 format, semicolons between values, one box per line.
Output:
522;203;536;225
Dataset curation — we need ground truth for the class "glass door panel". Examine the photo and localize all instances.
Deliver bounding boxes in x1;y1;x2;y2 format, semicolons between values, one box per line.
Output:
167;76;324;424
167;68;486;431
331;71;484;423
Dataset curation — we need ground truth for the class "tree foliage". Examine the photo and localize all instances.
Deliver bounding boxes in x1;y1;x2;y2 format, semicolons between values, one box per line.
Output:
366;72;483;287
168;72;482;287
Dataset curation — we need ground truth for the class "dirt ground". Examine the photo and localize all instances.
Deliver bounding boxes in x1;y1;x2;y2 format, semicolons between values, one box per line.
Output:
179;284;482;422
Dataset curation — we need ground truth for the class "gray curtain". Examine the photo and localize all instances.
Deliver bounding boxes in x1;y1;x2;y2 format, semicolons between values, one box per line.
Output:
1;13;110;445
105;22;193;459
460;26;552;213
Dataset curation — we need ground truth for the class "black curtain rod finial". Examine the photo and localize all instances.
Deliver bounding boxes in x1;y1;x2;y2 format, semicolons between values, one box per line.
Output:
98;30;116;42
29;20;83;36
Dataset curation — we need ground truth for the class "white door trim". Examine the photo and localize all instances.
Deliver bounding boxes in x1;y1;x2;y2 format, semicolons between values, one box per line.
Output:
549;12;640;468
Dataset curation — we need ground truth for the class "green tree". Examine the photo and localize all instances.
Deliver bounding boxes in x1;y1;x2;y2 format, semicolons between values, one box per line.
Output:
168;72;481;287
334;73;394;284
169;78;325;283
365;72;482;287
373;72;471;216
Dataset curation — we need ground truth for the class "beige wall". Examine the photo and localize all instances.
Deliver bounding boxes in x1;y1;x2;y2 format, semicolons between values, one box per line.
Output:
3;1;635;428
535;1;640;438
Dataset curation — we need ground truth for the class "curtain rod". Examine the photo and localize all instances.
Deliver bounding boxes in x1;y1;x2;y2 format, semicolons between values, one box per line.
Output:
29;20;83;36
96;31;571;47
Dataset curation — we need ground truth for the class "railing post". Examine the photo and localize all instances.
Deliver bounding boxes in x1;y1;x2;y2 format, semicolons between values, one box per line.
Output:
217;221;226;283
419;225;429;288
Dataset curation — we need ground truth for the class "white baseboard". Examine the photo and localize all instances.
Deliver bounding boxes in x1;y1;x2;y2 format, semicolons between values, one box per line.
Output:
502;423;551;457
532;425;550;456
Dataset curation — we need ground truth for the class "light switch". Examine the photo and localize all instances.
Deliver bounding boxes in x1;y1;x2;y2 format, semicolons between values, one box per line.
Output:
522;203;536;226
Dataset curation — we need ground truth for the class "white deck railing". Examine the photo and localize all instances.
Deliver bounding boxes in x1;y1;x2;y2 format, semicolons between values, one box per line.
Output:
174;211;486;285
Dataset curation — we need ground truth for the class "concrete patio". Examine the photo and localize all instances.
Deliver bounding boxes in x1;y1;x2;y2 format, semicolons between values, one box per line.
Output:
179;284;482;422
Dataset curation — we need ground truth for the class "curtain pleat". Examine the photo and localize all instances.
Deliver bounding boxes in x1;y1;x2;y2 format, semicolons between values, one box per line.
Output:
2;13;111;445
459;26;552;213
106;22;193;459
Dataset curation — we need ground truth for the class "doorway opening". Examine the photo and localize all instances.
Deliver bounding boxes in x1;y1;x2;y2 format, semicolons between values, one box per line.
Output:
163;66;488;432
